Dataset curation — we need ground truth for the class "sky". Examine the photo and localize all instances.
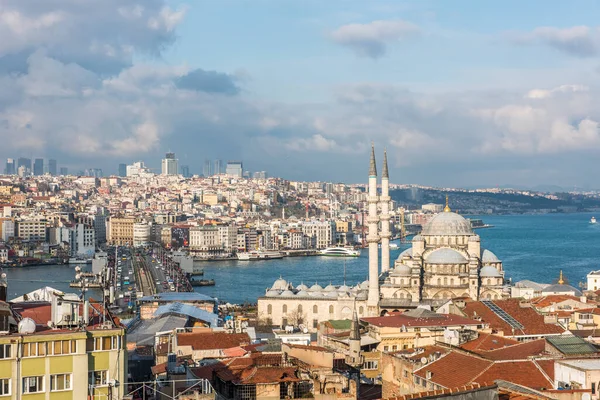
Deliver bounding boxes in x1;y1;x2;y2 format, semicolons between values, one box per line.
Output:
2;1;600;188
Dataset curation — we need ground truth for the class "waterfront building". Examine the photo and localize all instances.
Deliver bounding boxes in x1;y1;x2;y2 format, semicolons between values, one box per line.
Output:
161;152;178;175
33;158;44;176
421;203;443;213
587;270;600;291
48;159;57;176
17;219;47;241
0;220;14;242
225;161;243;178
301;220;335;249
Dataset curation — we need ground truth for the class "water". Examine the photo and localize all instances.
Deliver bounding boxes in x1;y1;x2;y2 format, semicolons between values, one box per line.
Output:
4;213;600;304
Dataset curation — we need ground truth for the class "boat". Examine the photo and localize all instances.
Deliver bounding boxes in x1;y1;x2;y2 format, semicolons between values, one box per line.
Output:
237;251;284;261
379;243;399;249
318;247;361;257
190;278;215;287
591;217;597;224
68;257;92;264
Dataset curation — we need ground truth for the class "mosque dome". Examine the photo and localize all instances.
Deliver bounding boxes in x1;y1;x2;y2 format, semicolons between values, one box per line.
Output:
480;266;502;277
324;284;337;292
421;212;474;236
481;249;500;263
280;290;295;297
296;283;309;291
542;284;582;296
296;290;310;297
356;291;368;300
265;290;280;297
326;291;339;298
425;248;468;264
399;248;412;259
309;291;323;297
351;284;361;292
309;283;323;292
271;277;288;291
360;280;369;290
394;264;412;276
337;284;350;292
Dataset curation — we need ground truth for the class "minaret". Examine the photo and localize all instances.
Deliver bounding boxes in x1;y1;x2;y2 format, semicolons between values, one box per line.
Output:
346;308;363;367
367;144;380;314
380;149;391;272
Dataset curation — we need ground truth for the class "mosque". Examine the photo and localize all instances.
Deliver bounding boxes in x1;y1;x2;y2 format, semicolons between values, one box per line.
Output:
257;146;506;330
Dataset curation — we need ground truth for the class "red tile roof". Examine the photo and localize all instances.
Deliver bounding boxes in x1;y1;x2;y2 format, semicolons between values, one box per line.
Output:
177;332;250;351
362;313;481;328
476;339;547;361
474;361;553;390
414;352;492;388
384;383;496;400
534;359;555;381
530;295;589;309
460;333;519;352
462;299;565;336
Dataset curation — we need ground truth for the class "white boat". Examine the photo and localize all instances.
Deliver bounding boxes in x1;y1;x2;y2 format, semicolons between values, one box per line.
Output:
237;251;284;261
591;217;597;224
68;257;92;264
318;247;361;257
380;243;400;249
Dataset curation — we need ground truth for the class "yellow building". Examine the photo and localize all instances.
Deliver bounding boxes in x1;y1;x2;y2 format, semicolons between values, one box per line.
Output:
0;300;127;400
107;216;135;245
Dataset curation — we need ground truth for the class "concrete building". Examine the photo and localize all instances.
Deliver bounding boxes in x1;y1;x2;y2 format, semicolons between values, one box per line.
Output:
133;222;151;247
422;203;444;213
555;359;600;394
106;217;135;246
1;220;14;242
301;220;335;249
225;161;243;178
4;159;15;175
117;163;126;177
33;158;44;176
17;219;47;241
161;152;178;176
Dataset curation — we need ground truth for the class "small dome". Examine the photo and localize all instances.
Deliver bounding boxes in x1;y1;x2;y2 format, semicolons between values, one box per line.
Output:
338;284;350;292
296;283;309;291
351;284;361;292
271;277;288;291
324;284;337;292
481;249;500;263
542;284;582;296
326;291;339;298
480;266;502;277
412;235;423;242
356;291;368;300
394;264;412;276
309;283;323;292
296;290;310;297
425;248;468;264
360;280;369;289
265;290;280;297
309;291;323;297
281;290;295;297
422;212;474;236
398;248;412;259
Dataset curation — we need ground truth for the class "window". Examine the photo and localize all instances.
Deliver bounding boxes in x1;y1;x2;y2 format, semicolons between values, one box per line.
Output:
22;376;44;394
92;336;117;351
403;370;408;378
392;345;397;351
50;374;72;391
88;371;108;387
364;361;378;370
359;306;364;315
0;378;9;396
329;305;334;314
52;340;76;355
282;305;287;314
313;319;318;329
383;346;389;352
313;305;318;314
298;305;303;314
0;344;11;359
22;342;45;357
267;304;272;315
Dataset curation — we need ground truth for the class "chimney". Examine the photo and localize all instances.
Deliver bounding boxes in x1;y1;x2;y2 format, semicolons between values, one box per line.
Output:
581;296;587;304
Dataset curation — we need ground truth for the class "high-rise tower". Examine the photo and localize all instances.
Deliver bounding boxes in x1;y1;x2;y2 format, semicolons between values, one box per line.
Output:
380;150;391;272
161;152;178;175
367;144;380;314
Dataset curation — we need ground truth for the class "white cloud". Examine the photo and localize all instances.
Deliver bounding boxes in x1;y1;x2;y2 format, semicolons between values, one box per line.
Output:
525;84;589;99
331;20;420;58
508;25;600;57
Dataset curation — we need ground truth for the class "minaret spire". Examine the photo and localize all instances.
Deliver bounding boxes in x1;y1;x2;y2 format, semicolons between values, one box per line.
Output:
380;148;391;273
558;270;564;285
444;195;451;213
369;142;377;177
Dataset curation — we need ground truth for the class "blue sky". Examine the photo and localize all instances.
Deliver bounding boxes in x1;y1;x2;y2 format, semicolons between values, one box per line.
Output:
2;0;600;188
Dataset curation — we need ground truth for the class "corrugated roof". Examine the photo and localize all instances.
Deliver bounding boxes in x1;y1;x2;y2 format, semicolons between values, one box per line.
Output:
154;302;218;327
546;335;599;355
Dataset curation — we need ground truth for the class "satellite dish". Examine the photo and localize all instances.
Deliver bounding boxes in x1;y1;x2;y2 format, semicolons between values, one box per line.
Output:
18;318;36;334
1;273;6;279
421;357;428;364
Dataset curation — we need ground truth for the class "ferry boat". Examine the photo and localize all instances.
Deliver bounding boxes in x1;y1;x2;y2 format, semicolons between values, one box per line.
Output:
379;243;399;249
68;257;92;264
318;247;361;257
237;251;284;261
591;217;597;224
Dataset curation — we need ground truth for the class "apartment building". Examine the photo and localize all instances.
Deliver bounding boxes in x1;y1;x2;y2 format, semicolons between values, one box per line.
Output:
106;217;135;246
301;220;335;249
16;219;47;241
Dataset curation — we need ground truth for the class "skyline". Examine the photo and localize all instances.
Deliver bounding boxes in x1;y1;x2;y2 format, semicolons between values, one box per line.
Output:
2;1;600;187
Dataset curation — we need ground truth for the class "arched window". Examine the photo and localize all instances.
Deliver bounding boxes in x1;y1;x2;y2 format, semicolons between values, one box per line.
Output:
486;279;491;285
437;278;441;285
267;304;272;315
359;306;364;315
329;305;334;314
283;305;287;314
450;278;454;286
298;304;303;314
443;277;448;285
313;305;318;314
